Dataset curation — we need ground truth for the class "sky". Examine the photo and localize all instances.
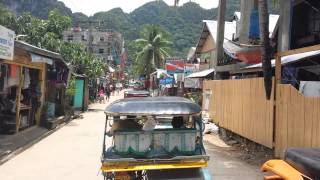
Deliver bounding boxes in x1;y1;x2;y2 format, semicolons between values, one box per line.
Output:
59;0;219;16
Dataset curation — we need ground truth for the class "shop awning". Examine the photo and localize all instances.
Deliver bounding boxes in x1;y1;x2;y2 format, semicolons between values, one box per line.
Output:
231;50;320;74
245;50;320;69
186;69;214;78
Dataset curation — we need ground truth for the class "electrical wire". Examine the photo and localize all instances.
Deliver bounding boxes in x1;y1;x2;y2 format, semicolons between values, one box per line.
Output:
303;0;320;13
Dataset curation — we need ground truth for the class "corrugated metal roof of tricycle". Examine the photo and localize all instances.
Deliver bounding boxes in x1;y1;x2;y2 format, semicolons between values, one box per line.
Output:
104;96;201;116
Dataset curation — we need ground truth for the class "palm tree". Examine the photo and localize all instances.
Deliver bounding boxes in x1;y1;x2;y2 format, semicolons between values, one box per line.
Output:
134;25;171;76
258;0;272;100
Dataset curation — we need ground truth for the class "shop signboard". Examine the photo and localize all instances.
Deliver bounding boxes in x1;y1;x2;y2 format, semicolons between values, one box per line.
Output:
184;64;199;76
0;25;15;60
165;59;184;74
184;78;200;88
159;77;175;85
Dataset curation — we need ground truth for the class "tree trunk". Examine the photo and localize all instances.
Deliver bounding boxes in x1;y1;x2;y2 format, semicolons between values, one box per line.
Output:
259;0;272;100
174;0;180;7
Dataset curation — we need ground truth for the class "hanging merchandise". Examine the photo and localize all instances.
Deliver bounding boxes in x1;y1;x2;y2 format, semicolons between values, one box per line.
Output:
0;64;7;91
8;65;19;87
282;66;298;87
10;64;18;78
2;64;9;91
23;68;30;89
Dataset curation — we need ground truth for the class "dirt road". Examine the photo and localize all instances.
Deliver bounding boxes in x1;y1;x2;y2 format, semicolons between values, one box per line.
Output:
0;92;264;180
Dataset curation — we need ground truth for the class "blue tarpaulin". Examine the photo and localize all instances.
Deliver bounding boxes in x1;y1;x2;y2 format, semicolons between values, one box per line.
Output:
249;9;260;39
159;77;175;85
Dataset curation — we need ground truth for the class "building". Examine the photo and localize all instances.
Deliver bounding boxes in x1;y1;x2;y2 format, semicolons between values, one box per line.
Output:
208;0;280;77
194;20;237;71
0;25;69;134
203;0;320;157
63;27;124;67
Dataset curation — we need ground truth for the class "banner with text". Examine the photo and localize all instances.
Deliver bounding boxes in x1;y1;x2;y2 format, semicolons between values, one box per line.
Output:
0;25;15;60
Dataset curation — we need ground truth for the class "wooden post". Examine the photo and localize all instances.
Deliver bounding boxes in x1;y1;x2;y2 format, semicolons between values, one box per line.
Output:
278;0;292;52
214;0;226;69
15;67;23;133
273;54;281;155
36;64;46;125
275;54;282;85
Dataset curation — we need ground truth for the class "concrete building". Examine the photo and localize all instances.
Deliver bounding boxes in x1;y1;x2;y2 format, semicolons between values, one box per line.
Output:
63;27;124;67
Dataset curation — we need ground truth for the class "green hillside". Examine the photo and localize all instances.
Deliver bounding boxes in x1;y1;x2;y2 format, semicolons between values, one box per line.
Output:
0;0;72;18
0;0;279;58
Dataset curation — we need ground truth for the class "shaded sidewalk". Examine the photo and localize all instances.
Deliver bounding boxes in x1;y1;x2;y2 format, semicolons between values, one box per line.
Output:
0;126;49;165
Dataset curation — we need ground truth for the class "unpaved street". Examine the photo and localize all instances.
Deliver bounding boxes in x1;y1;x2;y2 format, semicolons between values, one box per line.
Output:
0;94;120;180
0;92;263;180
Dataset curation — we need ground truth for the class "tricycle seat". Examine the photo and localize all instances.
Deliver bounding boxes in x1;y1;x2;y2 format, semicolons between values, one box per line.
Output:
112;129;200;158
285;148;320;180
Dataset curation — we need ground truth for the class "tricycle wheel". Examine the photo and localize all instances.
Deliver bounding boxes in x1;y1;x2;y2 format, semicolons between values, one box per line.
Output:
135;170;148;180
104;172;114;180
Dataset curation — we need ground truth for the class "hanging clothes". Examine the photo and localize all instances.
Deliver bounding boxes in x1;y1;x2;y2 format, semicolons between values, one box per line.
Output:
10;64;18;78
8;65;19;87
2;64;9;91
0;64;6;91
23;68;31;89
282;66;298;88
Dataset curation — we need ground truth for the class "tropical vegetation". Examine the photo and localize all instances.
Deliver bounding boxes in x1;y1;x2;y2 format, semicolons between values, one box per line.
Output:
1;0;280;59
133;25;171;76
0;8;105;79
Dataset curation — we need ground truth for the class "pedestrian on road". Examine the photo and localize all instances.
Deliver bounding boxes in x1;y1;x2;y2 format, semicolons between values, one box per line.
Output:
110;84;114;96
105;86;110;102
98;88;105;104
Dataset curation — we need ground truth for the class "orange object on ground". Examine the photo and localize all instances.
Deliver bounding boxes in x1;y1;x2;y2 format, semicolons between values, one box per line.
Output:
261;160;308;180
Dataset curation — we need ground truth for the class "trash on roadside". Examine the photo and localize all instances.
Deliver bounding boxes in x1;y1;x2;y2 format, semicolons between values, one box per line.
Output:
202;111;210;123
204;122;219;134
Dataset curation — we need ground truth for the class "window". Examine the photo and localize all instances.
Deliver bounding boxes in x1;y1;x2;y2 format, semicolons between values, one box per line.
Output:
100;37;105;42
67;35;73;42
99;49;104;54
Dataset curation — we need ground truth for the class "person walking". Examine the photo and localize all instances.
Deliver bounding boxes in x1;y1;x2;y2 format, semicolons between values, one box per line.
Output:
98;88;105;104
105;86;110;102
116;83;120;95
110;84;114;96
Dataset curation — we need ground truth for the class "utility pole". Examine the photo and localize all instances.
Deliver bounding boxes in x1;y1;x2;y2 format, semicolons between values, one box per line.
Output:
214;0;226;75
278;0;292;52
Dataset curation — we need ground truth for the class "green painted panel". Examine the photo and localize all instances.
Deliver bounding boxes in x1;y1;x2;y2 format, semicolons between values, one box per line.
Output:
73;79;84;108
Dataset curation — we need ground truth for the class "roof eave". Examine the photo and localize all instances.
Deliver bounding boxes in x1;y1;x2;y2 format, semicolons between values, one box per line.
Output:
15;41;69;69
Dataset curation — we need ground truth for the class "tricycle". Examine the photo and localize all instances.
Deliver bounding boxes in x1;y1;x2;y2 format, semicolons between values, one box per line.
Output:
124;90;150;98
101;96;211;180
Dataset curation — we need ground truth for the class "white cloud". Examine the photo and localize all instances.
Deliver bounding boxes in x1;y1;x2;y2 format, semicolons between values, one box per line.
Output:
59;0;219;16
